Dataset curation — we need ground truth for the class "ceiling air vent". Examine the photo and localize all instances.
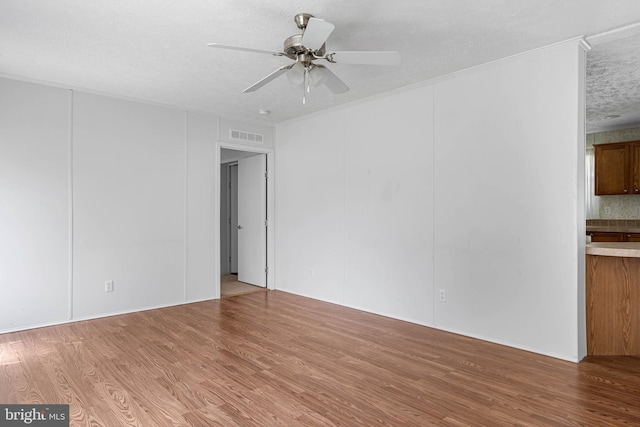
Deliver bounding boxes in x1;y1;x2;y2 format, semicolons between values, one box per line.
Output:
229;129;264;144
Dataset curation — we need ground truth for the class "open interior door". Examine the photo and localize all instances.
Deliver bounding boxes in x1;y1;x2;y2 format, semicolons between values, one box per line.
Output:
237;153;267;287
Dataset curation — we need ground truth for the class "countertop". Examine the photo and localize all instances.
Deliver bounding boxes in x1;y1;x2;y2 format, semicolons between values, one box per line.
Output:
586;242;640;258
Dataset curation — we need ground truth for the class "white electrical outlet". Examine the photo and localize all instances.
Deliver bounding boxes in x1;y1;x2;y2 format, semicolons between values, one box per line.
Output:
105;280;114;293
605;206;611;215
439;289;446;302
310;269;314;277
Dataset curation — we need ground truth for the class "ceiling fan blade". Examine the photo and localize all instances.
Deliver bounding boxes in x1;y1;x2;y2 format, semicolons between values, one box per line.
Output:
329;51;401;66
242;64;293;93
301;18;335;51
207;43;283;56
314;65;349;94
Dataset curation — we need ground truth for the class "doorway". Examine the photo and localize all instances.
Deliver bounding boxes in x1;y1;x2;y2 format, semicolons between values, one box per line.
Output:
218;147;271;297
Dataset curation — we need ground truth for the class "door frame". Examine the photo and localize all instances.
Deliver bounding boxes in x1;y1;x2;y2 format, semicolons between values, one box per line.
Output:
214;142;275;298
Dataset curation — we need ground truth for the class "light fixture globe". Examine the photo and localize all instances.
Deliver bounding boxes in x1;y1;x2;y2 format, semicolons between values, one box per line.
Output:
286;62;305;86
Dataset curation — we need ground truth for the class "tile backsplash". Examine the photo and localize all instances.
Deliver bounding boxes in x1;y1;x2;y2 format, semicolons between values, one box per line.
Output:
597;196;640;219
587;126;640;220
586;127;640;147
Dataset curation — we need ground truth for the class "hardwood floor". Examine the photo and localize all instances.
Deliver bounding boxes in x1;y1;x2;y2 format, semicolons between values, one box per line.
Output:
1;291;640;426
221;274;267;298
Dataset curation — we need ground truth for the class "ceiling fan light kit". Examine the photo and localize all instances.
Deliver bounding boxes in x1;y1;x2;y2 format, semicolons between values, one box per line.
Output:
208;13;401;104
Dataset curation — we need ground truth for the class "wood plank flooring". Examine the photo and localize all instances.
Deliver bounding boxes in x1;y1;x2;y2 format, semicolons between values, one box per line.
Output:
221;274;267;298
1;290;640;426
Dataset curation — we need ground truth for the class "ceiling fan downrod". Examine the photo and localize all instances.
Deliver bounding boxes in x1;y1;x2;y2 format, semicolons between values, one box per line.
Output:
294;13;314;30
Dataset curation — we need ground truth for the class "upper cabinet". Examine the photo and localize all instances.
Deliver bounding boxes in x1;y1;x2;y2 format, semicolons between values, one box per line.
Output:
594;140;640;195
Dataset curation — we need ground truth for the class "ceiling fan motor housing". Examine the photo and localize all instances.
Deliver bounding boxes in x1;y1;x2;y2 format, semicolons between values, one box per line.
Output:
284;34;326;60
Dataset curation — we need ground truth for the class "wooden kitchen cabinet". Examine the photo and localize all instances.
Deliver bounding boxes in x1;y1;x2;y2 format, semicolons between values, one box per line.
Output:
587;254;640;355
594;140;640;195
625;233;640;242
588;232;640;242
589;232;624;242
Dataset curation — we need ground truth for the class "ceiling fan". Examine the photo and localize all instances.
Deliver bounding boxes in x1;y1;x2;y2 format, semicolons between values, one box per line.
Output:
208;13;401;104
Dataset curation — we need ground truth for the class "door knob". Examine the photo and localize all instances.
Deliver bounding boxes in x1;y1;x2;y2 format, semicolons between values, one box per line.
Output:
237;225;243;230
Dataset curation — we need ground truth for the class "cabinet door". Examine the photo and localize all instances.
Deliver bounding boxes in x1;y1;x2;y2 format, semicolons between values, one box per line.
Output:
589;232;624;242
625;233;640;242
595;143;629;195
586;254;640;355
631;142;640;194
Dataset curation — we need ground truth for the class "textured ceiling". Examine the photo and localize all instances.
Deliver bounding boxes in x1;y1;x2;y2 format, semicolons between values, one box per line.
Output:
2;1;640;128
587;31;640;132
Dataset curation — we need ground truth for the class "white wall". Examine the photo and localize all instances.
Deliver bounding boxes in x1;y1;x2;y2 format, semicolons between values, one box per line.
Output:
343;88;435;323
276;110;348;303
275;39;586;361
0;77;272;333
276;87;435;324
72;93;186;318
433;41;584;360
0;79;71;330
186;112;218;301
